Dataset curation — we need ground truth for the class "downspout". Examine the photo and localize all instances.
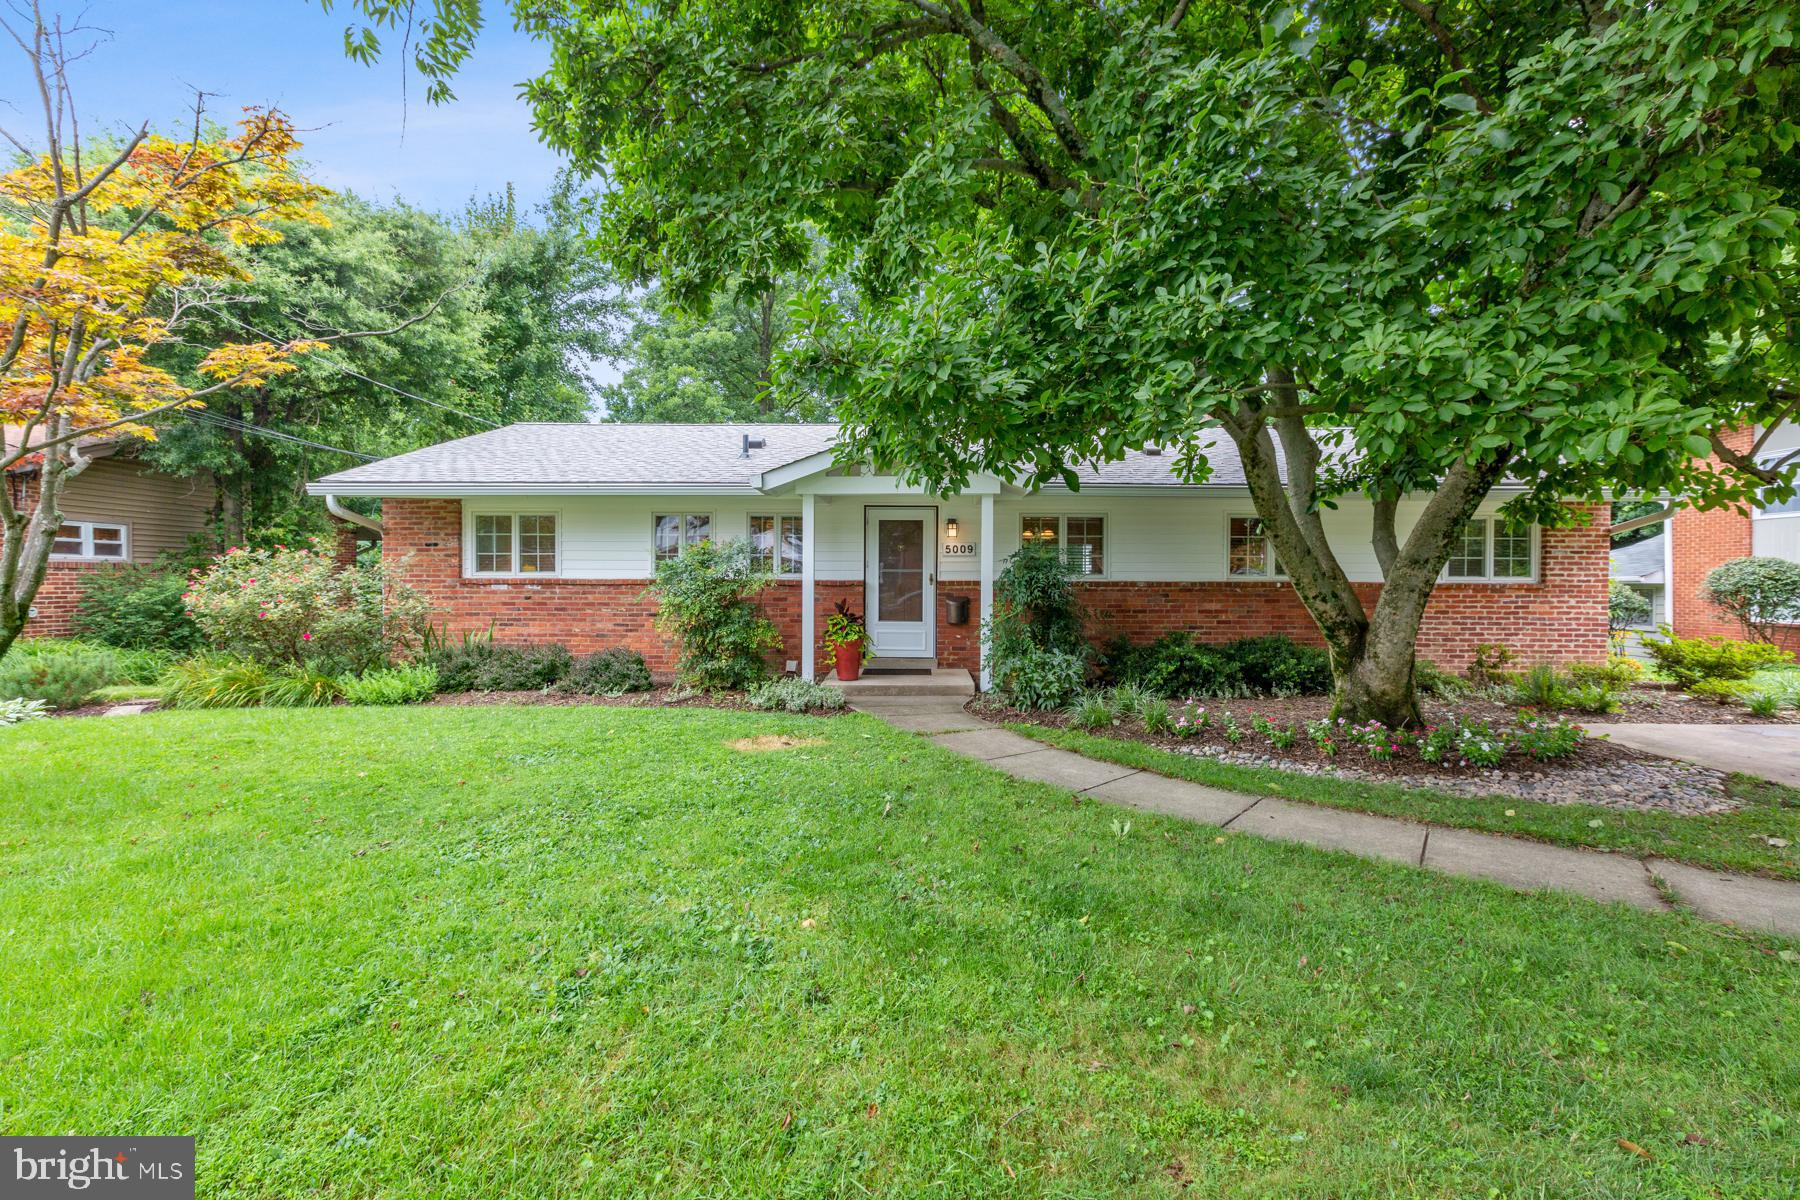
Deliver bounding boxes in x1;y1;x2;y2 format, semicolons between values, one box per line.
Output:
324;494;383;536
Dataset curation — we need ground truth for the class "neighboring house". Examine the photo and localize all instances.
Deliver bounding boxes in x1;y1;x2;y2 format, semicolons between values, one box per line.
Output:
1608;530;1667;658
4;430;217;636
306;423;1611;685
1668;423;1800;646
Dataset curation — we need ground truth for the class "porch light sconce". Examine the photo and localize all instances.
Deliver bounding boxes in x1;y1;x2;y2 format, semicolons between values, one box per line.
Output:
945;517;960;538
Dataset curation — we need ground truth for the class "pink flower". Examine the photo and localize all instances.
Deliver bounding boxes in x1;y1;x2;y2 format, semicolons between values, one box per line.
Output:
302;632;313;641
259;611;269;619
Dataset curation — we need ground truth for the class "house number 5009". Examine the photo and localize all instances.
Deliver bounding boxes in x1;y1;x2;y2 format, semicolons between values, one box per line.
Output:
942;542;978;557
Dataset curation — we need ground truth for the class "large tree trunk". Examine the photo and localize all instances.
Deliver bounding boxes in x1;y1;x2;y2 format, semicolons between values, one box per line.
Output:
1222;390;1510;727
0;419;90;661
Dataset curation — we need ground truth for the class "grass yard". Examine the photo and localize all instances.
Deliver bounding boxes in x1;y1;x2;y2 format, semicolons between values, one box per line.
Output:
1013;724;1800;882
1;707;1796;1198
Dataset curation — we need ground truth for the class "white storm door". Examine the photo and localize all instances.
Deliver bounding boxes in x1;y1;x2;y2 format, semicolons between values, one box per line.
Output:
864;506;936;658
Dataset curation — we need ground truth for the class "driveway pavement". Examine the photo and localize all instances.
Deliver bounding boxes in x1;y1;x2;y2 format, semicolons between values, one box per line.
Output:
1602;723;1800;787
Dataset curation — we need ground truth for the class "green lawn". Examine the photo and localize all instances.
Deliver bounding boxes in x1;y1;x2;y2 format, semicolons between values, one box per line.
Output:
1;707;1795;1198
1012;724;1800;881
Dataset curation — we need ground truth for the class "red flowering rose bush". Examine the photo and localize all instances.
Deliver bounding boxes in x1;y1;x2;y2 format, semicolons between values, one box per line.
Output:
183;541;431;672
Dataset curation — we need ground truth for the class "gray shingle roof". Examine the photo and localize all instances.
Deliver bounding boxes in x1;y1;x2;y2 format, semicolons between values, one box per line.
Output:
306;422;1275;494
1610;531;1666;582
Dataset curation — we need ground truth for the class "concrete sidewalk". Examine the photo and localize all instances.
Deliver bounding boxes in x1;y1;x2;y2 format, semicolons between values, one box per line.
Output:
1602;722;1800;788
869;705;1800;938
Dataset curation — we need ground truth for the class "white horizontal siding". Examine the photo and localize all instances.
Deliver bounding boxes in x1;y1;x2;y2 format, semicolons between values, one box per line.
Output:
446;491;1525;583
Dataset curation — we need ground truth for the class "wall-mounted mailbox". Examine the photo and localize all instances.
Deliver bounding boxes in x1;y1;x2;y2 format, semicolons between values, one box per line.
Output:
944;595;970;625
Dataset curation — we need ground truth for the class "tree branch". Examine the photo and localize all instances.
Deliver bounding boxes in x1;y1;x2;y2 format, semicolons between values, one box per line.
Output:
1397;0;1494;116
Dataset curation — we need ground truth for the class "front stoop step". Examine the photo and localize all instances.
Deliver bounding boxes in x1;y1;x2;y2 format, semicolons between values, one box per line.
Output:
824;668;976;698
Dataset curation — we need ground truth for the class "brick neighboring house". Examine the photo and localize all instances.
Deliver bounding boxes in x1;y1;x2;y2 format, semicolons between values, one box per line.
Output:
306;423;1610;686
4;431;217;637
1666;423;1800;648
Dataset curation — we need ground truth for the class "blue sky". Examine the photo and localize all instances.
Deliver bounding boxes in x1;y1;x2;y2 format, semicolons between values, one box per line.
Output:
22;1;567;215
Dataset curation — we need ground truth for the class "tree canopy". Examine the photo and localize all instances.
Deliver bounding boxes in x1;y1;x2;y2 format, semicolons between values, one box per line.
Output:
332;0;1796;722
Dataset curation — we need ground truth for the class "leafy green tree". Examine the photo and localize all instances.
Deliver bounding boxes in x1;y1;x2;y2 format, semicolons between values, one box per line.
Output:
334;0;1798;724
601;281;827;422
147;180;611;541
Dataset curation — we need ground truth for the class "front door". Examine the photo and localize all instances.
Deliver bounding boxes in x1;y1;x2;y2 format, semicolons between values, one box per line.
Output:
864;506;936;659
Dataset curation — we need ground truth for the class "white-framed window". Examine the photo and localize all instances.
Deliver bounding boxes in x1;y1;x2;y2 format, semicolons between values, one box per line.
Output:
1020;514;1105;575
749;514;803;577
1444;517;1535;582
51;520;128;561
1227;515;1285;578
654;512;713;561
469;513;559;575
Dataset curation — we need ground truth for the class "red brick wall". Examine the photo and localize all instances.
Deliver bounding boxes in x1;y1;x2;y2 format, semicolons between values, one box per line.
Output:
1075;510;1609;669
1669;428;1756;641
385;498;1607;678
21;560;103;637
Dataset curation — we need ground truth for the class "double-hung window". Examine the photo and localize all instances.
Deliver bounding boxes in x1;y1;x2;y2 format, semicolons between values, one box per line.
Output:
749;514;803;576
1227;516;1284;578
1020;515;1105;576
654;513;712;561
51;521;127;560
1444;517;1534;581
471;513;558;575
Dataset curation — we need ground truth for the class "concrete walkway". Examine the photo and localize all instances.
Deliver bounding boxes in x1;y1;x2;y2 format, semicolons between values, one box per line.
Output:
1603;722;1800;787
854;700;1800;938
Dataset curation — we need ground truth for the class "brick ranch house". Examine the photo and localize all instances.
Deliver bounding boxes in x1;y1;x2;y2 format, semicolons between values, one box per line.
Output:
306;423;1611;687
4;430;216;637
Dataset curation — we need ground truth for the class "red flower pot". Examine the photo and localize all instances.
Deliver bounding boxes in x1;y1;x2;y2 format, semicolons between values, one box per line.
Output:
833;642;863;681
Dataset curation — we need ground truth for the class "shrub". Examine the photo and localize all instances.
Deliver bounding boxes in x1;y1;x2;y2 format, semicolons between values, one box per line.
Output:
1641;627;1793;687
1702;556;1800;643
339;664;440;705
1414;659;1470;698
160;658;272;709
0;697;49;727
71;565;204;653
0;647;118;709
995;646;1086;710
1069;691;1115;731
427;629;499;692
1468;642;1515;683
1607;581;1653;632
560;648;653;696
10;637;170;684
745;677;847;713
1569;656;1643;688
1688;678;1753;705
986;545;1087;696
648;538;779;690
1105;632;1328;698
183;541;431;672
470;644;574;691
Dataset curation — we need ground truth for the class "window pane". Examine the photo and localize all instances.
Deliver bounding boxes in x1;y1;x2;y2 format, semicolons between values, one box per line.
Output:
52;523;83;556
1228;516;1269;577
1446;520;1488;578
518;515;556;574
748;514;776;572
779;515;803;577
1492;526;1532;578
89;525;125;558
475;514;512;573
1065;516;1104;575
685;513;711;548
877;518;924;622
654;514;682;561
1020;515;1058;546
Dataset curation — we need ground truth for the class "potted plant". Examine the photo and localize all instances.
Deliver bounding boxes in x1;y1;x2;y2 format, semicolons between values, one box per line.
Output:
823;599;870;681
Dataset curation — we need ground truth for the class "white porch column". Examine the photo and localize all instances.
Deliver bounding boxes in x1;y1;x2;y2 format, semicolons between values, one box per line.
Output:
801;490;817;680
979;491;994;691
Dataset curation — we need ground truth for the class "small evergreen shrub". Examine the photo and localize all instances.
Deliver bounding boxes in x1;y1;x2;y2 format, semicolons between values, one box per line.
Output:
339;664;440;705
1688;678;1753;704
745;677;847;713
1607;581;1653;632
1702;556;1800;642
470;644;574;691
71;565;204;653
560;648;653;696
648;538;779;690
1641;627;1793;687
1568;656;1643;688
1103;633;1329;698
0;647;118;709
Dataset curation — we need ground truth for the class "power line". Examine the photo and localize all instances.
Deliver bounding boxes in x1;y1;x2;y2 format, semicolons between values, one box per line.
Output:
199;305;502;430
181;408;379;461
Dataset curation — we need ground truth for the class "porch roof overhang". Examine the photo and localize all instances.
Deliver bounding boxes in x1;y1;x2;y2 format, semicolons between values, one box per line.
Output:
753;449;1007;496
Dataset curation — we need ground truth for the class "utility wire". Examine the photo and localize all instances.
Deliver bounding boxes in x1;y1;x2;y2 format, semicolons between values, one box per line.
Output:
199;305;502;430
181;408;379;462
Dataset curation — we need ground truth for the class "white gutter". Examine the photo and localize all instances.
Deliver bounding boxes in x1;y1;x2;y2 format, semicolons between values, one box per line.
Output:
324;494;383;536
